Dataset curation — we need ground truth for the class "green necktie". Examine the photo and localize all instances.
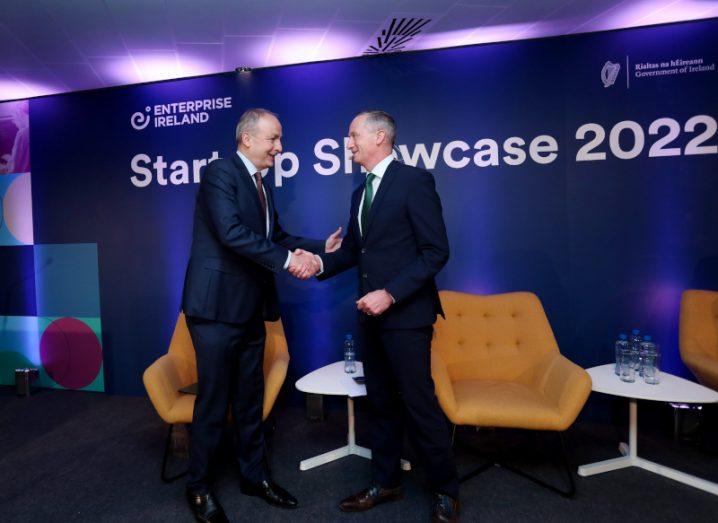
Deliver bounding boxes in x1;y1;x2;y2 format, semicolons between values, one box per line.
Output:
361;173;376;236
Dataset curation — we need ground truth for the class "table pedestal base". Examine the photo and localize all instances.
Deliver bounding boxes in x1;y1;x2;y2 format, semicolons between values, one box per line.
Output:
299;442;372;471
300;397;411;472
578;399;718;496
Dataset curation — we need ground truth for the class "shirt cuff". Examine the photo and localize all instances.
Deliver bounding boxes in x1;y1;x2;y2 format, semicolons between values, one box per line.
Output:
283;251;291;270
315;255;324;276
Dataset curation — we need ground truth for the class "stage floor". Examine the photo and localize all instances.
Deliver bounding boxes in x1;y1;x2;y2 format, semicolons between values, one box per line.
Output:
0;387;716;522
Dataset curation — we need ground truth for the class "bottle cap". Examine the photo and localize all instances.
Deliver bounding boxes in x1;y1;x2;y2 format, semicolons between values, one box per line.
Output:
619;334;627;340
631;329;640;335
346;334;353;340
643;335;652;341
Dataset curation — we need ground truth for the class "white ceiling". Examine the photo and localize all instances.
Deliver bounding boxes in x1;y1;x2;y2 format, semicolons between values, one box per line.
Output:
1;0;717;101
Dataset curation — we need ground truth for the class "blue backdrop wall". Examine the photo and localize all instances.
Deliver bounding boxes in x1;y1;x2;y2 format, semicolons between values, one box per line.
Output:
25;18;718;395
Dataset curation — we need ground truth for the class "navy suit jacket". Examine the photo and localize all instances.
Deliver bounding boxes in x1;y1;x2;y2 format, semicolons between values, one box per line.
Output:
182;153;324;324
318;160;449;329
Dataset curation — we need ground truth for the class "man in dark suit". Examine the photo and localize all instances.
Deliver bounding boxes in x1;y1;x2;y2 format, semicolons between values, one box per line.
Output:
305;110;460;522
182;108;338;522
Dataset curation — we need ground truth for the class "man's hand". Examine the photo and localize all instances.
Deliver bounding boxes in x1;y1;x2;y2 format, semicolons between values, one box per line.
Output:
356;289;394;316
288;249;320;280
325;227;343;253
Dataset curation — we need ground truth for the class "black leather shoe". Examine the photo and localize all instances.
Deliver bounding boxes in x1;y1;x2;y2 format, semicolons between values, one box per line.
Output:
339;484;403;512
240;479;298;509
185;490;229;523
430;493;460;523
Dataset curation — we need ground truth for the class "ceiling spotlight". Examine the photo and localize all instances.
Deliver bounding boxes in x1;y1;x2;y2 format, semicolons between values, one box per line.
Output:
235;66;252;73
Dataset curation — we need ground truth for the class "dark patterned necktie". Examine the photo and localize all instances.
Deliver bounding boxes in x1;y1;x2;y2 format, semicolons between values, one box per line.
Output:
253;171;267;218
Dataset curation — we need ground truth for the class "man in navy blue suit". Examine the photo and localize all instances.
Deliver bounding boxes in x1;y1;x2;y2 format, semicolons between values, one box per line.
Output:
182;108;340;522
305;111;460;522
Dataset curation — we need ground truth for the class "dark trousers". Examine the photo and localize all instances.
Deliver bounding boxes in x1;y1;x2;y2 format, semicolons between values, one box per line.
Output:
185;314;268;492
361;322;459;499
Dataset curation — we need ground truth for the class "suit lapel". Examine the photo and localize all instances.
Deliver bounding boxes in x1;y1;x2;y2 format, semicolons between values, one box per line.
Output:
350;186;364;244
231;153;265;220
363;160;398;239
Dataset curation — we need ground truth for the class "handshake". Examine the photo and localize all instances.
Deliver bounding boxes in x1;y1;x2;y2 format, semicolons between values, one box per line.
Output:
288;249;321;280
287;226;342;280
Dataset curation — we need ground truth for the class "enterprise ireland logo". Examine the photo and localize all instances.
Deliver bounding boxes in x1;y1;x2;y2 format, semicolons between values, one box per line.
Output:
601;61;621;87
130;107;151;130
130;96;233;131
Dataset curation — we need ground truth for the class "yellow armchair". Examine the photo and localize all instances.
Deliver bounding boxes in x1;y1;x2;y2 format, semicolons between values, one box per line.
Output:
143;312;290;481
432;290;592;496
680;290;718;391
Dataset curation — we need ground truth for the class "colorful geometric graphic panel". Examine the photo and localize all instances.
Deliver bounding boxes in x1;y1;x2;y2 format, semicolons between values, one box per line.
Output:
38;316;103;391
34;243;101;317
0;172;34;245
0;100;32;247
0;100;30;175
0;243;104;391
0;315;40;386
0;246;37;316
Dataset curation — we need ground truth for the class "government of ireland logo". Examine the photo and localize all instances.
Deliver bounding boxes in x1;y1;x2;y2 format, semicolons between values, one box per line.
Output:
601;61;621;87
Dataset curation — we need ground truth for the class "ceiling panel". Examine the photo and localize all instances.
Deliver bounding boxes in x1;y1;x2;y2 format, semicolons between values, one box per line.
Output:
106;0;175;51
130;50;181;82
168;0;224;43
0;0;715;101
177;43;224;75
0;5;84;64
223;35;274;69
0;26;45;71
223;0;283;36
279;0;340;28
11;68;68;97
334;0;404;22
47;63;103;91
87;56;142;86
417;4;505;49
47;1;128;58
315;20;379;60
0;72;35;100
266;29;326;66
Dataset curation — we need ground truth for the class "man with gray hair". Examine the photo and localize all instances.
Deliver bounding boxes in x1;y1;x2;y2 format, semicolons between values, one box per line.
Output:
182;108;341;521
309;110;460;522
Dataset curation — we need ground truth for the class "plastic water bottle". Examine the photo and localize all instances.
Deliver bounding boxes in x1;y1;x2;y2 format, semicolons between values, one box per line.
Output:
629;329;642;372
344;334;356;373
638;334;652;377
614;334;628;375
641;336;660;385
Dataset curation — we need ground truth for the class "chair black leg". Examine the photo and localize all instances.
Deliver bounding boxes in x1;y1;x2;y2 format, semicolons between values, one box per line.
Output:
498;432;575;498
459;460;495;483
456;429;576;498
161;424;189;483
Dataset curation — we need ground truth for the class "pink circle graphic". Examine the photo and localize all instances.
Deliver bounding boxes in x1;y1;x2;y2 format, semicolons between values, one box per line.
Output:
3;172;34;244
40;317;103;389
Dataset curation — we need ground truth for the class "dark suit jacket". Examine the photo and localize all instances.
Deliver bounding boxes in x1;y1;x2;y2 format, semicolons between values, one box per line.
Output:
318;160;449;329
182;153;324;324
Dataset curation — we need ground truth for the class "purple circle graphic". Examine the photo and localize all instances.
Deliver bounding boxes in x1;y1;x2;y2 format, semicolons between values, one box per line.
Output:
40;317;102;389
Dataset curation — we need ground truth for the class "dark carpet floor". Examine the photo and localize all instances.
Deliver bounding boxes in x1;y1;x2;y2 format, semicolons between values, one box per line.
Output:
1;387;717;522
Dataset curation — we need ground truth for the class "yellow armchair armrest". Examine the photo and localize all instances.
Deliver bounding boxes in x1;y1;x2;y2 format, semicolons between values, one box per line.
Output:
531;354;592;430
431;351;457;419
143;354;184;424
681;352;718;389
